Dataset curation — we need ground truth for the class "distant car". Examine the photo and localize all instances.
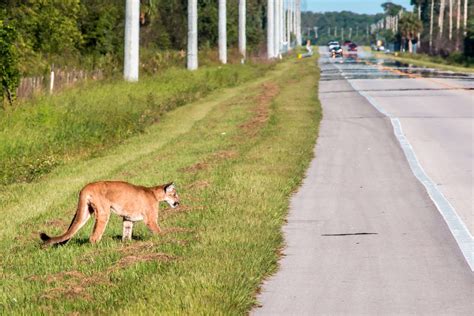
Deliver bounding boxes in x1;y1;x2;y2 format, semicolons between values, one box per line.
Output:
328;41;340;50
330;45;343;57
348;43;358;52
371;44;385;51
343;40;352;46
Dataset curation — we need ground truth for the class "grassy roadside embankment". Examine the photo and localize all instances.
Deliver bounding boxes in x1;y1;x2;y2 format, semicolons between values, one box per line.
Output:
0;55;321;314
372;51;474;73
0;63;271;185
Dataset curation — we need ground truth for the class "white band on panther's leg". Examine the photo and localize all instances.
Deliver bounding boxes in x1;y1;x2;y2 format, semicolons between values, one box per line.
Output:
122;220;134;242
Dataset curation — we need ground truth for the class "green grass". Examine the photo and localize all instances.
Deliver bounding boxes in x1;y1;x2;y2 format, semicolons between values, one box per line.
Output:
0;63;272;185
373;51;474;73
0;55;321;314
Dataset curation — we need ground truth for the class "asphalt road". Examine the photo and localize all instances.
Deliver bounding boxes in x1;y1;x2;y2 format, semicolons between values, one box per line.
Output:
252;48;474;315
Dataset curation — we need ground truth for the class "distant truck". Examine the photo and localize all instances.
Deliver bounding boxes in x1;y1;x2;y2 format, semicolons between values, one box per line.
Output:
371;40;385;52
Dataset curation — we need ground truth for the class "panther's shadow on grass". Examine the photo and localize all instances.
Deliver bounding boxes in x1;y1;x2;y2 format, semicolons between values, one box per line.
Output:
111;234;147;242
41;234;149;247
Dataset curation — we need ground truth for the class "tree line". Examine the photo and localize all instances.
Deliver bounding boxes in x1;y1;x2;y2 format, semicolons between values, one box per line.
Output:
301;11;385;45
0;0;269;76
1;0;275;106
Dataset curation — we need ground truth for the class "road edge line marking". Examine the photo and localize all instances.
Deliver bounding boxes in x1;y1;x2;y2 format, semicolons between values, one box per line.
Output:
346;78;474;271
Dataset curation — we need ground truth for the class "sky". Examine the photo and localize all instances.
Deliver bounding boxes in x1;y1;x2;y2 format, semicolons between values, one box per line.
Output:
303;0;413;15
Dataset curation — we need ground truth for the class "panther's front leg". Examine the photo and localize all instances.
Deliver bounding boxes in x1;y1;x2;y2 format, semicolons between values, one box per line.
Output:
122;219;134;242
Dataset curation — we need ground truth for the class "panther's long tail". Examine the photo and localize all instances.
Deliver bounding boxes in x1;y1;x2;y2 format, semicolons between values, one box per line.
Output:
40;192;92;246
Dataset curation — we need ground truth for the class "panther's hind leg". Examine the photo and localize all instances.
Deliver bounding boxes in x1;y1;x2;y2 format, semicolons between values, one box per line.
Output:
89;203;111;244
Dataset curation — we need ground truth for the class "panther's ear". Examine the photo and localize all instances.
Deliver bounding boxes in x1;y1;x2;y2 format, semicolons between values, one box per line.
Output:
164;182;175;193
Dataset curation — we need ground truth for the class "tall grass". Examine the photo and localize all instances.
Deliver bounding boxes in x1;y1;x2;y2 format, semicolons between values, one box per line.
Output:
0;63;272;185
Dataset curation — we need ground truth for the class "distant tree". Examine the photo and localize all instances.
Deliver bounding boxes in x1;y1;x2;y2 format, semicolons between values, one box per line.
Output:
0;19;20;107
301;11;384;45
13;0;83;56
381;2;404;16
399;12;423;52
80;1;123;55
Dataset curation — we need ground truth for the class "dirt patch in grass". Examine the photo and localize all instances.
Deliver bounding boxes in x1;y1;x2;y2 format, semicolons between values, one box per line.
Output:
118;240;157;254
239;82;279;137
210;150;238;160
45;218;69;227
30;270;111;301
179;150;239;174
115;253;175;269
31;243;177;300
185;180;211;190
179;162;210;173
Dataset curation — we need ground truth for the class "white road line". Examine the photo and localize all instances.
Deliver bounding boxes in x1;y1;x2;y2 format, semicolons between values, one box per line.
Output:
341;71;474;271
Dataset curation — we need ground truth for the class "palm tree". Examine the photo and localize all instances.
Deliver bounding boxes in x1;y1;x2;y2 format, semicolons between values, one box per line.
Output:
449;0;453;40
296;0;301;45
430;0;434;52
464;0;469;36
439;0;446;38
399;12;423;53
456;0;462;49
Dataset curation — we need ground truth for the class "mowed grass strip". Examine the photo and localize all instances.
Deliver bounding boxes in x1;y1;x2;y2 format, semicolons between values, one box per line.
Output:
0;56;321;314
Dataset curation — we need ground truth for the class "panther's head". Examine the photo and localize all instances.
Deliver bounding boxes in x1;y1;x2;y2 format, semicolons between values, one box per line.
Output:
163;182;180;208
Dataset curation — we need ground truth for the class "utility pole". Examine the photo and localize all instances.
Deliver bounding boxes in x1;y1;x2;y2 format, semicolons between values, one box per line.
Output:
287;0;291;49
275;0;280;57
349;27;352;39
239;0;246;61
124;0;139;82
219;0;227;64
280;0;285;52
187;0;198;70
296;0;301;46
293;0;298;41
267;0;275;58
